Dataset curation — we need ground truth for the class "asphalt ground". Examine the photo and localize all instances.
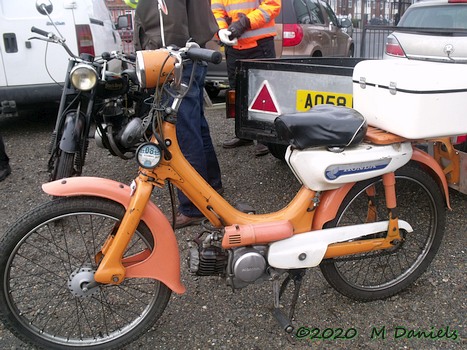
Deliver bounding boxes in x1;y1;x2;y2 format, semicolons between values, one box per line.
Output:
0;104;465;350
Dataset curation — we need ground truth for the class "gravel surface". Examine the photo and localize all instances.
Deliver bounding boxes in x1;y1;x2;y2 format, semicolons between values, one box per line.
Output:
0;105;465;350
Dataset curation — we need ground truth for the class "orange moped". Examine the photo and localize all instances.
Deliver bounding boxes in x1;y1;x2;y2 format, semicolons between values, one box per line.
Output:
0;39;461;349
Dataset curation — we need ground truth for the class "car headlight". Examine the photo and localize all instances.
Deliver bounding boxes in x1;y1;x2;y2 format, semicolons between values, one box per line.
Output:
136;49;175;88
70;64;98;91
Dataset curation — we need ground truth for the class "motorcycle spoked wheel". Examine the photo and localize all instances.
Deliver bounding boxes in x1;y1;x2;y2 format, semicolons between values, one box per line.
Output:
319;162;446;301
52;150;75;180
0;197;171;350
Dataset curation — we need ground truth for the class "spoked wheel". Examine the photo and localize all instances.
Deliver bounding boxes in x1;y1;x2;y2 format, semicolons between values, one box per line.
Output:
0;197;171;349
319;163;446;301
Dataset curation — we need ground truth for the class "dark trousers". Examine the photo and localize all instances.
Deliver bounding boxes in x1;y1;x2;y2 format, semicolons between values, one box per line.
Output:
0;134;9;167
175;62;223;217
225;37;276;88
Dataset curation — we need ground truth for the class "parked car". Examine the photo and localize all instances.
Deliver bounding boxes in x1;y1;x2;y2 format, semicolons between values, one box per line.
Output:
0;0;127;117
205;0;354;98
337;15;354;37
384;0;467;62
384;0;467;157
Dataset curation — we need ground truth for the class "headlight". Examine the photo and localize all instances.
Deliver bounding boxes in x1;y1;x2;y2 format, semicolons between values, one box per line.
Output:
70;64;98;91
136;142;162;169
136;49;175;88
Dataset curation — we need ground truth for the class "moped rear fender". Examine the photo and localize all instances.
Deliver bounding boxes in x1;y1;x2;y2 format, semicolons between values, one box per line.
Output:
60;111;84;153
312;147;451;230
42;177;185;294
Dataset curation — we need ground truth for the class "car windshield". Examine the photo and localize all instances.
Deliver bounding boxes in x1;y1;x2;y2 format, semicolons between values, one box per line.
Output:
399;5;467;29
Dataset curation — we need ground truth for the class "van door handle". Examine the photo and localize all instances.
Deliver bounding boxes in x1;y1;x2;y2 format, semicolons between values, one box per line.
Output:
3;33;18;53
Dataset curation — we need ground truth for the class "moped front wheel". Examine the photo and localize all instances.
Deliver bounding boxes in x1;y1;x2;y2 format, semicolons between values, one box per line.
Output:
319;163;445;301
0;196;171;349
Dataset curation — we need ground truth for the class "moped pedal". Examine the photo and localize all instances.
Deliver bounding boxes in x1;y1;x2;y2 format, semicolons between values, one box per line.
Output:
272;307;294;333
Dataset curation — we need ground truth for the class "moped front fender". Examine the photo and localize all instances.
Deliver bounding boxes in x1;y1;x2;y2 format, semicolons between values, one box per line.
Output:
42;177;186;294
312;148;451;230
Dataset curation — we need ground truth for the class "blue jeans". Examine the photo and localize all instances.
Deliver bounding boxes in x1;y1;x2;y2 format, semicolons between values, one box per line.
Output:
175;61;222;217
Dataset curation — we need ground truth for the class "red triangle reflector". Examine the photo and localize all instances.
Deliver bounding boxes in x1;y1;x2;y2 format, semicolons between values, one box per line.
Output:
249;81;280;114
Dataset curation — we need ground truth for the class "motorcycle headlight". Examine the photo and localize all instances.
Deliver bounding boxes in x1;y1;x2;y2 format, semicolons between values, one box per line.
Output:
70;64;98;91
136;49;175;89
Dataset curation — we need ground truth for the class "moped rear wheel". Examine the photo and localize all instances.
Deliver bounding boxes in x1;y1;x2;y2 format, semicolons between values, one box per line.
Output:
319;163;445;301
0;196;171;349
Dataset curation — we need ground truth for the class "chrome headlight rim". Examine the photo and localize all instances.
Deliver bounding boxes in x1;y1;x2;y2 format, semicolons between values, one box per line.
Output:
135;51;146;88
70;63;98;91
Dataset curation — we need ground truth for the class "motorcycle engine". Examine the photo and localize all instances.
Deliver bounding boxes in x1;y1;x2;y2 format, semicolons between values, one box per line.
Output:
95;97;146;155
188;232;269;289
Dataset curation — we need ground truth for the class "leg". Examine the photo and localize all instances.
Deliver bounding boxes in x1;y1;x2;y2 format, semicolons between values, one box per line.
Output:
0;134;11;181
175;62;222;218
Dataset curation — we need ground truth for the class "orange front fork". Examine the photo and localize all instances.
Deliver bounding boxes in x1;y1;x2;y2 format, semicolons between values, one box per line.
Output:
94;177;153;285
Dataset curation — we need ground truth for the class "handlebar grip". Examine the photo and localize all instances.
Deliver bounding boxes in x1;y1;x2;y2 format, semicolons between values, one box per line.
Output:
186;47;222;64
125;53;136;62
31;26;50;37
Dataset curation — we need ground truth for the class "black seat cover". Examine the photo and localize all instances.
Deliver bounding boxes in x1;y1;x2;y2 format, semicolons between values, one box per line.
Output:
274;105;367;149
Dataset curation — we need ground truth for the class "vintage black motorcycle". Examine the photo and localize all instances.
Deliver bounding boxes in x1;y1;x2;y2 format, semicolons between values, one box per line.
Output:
30;15;151;181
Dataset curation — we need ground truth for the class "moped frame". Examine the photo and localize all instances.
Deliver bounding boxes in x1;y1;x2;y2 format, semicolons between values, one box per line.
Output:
43;119;451;293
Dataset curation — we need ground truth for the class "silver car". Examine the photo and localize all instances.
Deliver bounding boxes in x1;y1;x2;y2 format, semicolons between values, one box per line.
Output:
384;0;467;62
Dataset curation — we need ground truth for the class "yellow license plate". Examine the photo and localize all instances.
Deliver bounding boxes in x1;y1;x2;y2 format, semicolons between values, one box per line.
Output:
296;90;353;112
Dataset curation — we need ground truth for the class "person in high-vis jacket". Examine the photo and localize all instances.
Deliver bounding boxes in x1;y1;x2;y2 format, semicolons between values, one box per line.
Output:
212;0;281;156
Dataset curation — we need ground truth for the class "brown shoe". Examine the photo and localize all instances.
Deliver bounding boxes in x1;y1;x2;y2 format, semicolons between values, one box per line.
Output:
222;137;254;149
255;143;269;157
174;212;204;229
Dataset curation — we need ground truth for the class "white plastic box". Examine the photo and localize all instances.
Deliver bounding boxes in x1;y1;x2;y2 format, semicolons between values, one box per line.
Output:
352;60;467;139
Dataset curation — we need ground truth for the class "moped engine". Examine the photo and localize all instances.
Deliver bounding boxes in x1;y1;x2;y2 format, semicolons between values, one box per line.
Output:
227;246;269;289
187;232;269;289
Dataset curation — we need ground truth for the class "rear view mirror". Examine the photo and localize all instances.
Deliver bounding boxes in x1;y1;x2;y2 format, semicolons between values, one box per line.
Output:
117;14;132;30
36;0;53;15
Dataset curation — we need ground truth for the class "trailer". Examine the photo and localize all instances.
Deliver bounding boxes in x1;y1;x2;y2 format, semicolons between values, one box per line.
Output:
233;56;467;195
234;57;366;159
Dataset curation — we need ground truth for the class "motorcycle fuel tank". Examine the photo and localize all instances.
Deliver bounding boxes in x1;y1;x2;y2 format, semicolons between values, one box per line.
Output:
285;142;413;191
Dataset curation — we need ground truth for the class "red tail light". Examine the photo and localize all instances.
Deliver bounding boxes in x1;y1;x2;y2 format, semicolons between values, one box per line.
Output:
76;24;95;56
283;24;303;47
385;35;406;57
226;89;236;119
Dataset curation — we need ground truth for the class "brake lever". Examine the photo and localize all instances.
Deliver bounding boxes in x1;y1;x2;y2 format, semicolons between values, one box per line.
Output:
28;36;55;43
171;52;183;89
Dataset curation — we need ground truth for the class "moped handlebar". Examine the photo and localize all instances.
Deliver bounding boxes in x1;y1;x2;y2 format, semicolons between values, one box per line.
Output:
185;47;222;64
31;26;51;38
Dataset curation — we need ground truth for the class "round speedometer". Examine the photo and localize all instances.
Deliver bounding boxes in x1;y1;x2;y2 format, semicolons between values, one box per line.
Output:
136;143;162;169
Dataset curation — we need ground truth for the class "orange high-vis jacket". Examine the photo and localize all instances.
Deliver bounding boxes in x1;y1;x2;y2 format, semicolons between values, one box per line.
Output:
211;0;281;50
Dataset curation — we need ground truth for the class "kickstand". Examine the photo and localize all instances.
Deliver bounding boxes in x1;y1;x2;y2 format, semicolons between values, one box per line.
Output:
271;269;306;342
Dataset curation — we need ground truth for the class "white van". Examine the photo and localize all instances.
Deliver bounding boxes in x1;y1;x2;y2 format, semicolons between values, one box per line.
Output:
0;0;123;116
